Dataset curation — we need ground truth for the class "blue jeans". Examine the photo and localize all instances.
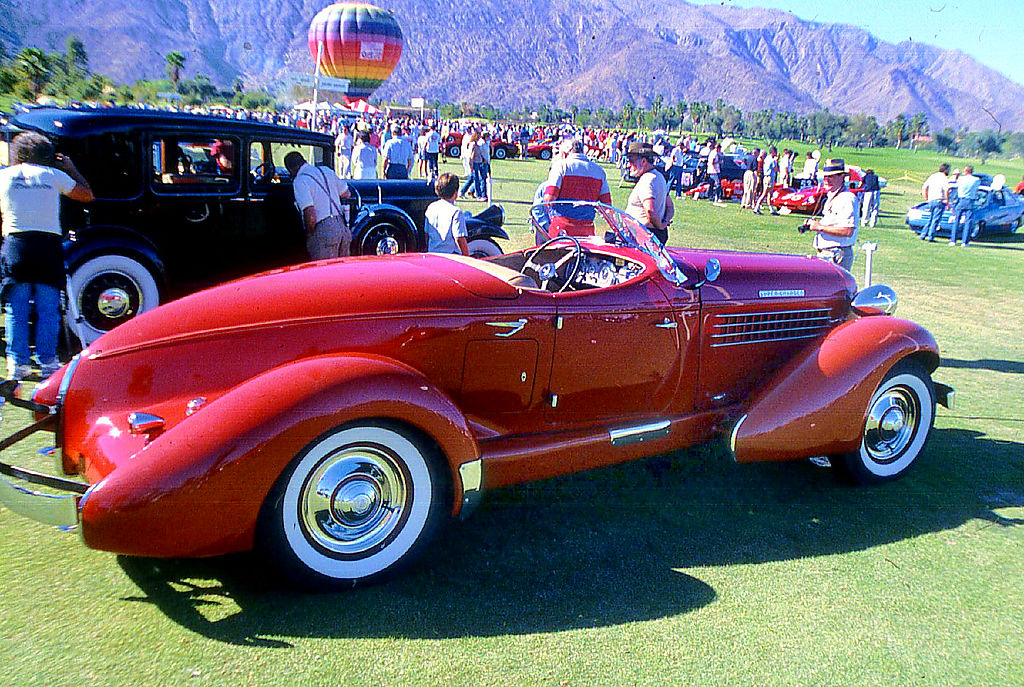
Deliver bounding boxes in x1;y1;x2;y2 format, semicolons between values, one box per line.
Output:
3;282;61;366
922;200;945;240
951;199;975;245
667;165;684;197
473;162;488;199
708;173;721;201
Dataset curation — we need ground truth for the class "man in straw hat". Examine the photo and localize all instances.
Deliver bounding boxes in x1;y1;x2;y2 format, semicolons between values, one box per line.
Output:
799;158;859;271
623;141;670;245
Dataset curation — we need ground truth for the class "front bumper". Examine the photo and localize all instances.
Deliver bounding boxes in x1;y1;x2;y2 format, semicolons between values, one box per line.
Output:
0;380;87;529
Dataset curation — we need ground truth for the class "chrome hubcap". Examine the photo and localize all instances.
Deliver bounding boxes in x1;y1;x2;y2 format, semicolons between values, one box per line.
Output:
376;236;400;255
864;386;919;463
97;288;131;319
300;446;408;556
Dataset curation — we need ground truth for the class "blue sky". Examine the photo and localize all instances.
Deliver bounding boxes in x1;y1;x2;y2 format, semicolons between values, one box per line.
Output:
689;0;1024;86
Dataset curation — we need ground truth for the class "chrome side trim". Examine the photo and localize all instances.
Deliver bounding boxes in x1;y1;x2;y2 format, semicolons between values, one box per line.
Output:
457;459;484;520
56;352;85;406
609;420;671;446
711;332;824;348
729;414;748;458
716;307;832;319
486;319;527;337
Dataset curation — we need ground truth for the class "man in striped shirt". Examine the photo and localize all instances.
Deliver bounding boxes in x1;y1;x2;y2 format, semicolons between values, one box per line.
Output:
539;138;612;239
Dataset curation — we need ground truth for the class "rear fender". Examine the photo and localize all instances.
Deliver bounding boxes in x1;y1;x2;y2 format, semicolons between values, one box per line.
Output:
64;226;167;291
730;317;939;463
79;354;479;557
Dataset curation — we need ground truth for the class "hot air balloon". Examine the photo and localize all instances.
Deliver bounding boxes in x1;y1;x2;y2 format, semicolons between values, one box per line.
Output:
308;2;403;102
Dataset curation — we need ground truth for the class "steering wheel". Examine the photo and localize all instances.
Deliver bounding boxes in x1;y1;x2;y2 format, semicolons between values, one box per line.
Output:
521;235;584;292
251;161;277;184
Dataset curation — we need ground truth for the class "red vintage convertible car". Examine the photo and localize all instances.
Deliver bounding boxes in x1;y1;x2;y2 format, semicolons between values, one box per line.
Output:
0;202;953;587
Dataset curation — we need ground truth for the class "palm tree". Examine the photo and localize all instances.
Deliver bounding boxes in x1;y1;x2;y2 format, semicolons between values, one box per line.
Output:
16;47;50;99
165;51;185;90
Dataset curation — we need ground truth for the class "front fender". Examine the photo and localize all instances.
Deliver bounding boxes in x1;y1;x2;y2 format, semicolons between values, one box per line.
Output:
730;317;939;463
79;354;479;558
64;226;167;289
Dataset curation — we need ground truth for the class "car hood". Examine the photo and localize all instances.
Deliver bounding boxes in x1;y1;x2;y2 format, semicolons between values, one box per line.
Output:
668;248;857;303
89;253;520;356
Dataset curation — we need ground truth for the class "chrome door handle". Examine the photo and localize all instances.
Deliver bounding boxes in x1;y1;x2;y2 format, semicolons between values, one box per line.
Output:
655;318;678;329
486;319;527;337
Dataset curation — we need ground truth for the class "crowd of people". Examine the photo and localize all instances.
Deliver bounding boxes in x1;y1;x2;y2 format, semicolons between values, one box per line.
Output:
5;101;1017;379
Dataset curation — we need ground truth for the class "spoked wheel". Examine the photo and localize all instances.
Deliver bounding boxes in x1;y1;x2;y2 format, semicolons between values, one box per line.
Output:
259;422;448;588
832;359;935;485
68;255;160;344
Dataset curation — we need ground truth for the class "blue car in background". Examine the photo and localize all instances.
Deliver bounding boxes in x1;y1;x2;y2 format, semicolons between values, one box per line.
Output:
906;183;1024;238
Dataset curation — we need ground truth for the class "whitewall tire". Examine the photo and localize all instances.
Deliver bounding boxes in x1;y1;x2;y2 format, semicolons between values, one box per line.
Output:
68;255;160;344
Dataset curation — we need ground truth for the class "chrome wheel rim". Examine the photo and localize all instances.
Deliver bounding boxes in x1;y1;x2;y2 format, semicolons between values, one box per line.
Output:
864;386;919;463
376;235;400;255
300;445;409;557
80;272;141;330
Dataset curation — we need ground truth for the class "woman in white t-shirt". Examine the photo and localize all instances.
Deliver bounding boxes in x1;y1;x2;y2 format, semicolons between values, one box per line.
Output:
0;132;93;380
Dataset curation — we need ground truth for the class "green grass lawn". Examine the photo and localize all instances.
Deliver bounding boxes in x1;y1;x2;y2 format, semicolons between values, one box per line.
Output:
1;145;1022;686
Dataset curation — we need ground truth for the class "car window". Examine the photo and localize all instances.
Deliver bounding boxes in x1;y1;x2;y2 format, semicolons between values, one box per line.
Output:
249;140;328;187
151;135;239;191
63;132;142;199
990;190;1004;206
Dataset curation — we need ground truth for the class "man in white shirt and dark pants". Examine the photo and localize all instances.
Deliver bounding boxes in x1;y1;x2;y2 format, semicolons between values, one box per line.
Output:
285;151;351;260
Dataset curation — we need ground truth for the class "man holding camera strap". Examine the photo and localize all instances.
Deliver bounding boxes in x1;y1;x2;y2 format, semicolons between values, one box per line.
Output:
798;158;859;272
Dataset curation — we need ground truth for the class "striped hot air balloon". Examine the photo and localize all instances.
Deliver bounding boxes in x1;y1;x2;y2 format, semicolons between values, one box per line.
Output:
308;2;404;102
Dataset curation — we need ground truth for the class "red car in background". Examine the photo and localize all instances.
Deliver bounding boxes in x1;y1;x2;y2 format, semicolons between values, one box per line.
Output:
770;166;871;215
442;131;520;160
526;135;559;160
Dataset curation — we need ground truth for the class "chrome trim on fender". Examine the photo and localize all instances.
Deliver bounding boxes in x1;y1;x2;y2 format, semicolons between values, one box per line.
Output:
56;352;85;406
609;420;671;446
729;415;748;458
457;459;484;520
128;412;165;434
486;319;528;337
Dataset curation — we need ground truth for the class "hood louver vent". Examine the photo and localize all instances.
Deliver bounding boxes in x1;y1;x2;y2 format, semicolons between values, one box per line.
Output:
711;308;833;347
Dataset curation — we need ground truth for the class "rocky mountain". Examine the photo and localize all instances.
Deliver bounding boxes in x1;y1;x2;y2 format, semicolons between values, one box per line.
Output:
2;0;1021;130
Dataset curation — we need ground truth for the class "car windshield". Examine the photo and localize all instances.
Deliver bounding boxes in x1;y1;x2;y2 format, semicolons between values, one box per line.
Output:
528;200;686;286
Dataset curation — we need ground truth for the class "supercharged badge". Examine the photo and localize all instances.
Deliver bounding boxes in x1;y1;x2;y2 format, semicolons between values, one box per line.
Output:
759;289;805;298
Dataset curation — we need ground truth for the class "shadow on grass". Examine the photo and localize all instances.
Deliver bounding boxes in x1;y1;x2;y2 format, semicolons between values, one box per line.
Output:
117;427;1022;646
942;357;1024;375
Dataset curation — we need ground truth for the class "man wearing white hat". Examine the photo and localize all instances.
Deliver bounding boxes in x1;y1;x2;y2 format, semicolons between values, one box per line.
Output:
799;158;859;271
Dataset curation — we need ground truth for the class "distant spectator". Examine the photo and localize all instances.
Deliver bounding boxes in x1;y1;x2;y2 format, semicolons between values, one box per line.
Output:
382;124;413;179
350;131;378;180
707;141;725;206
860;168;880;228
667;139;687;198
753;146;779;215
950;165;981;247
423;125;441;181
335;125;353;178
459;131;477;198
1015;175;1024;196
424;173;469;256
919;163;950;242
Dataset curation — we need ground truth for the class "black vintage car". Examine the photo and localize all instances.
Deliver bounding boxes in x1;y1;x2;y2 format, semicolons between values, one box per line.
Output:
7;107;506;342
